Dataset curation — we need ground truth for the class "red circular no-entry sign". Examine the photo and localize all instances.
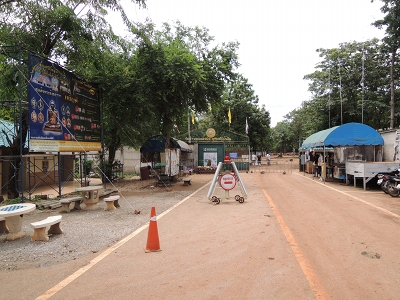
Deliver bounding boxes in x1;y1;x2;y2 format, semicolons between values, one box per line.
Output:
220;173;236;191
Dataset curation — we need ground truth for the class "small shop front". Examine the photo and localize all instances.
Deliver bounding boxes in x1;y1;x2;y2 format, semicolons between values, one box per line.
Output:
299;122;387;187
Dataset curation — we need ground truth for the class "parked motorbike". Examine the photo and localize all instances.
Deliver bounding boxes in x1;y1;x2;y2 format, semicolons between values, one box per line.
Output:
377;173;390;194
377;170;400;197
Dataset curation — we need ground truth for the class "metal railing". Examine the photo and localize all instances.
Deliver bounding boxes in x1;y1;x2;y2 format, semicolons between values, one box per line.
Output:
250;161;293;174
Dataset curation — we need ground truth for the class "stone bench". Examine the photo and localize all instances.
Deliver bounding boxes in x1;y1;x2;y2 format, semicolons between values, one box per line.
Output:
183;178;192;186
60;196;83;212
30;215;63;242
0;216;8;233
103;195;120;211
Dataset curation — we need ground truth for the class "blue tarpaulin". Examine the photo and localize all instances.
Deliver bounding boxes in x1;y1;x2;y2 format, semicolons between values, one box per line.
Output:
299;123;383;150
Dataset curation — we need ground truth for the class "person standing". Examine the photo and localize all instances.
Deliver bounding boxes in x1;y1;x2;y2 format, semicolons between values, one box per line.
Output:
257;154;262;166
266;153;271;166
251;153;257;166
317;153;323;179
310;151;317;176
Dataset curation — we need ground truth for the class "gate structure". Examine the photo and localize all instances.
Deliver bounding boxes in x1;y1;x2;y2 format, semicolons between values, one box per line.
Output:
178;128;250;172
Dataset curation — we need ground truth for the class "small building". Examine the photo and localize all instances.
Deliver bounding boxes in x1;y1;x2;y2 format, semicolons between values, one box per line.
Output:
139;135;193;179
181;128;250;173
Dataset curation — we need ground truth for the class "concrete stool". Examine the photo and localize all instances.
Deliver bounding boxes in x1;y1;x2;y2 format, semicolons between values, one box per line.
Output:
30;215;63;242
183;178;191;186
104;195;120;211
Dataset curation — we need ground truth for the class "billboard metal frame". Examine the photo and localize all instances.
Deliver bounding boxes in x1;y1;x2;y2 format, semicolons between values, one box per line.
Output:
0;45;105;201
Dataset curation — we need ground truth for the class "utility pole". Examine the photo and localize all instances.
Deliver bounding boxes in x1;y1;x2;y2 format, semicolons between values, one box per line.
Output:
328;70;331;128
361;44;365;124
187;106;191;144
339;64;343;125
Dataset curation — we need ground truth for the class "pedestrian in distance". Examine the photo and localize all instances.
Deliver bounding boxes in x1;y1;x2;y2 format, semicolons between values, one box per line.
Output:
318;154;323;180
252;153;257;166
266;153;271;166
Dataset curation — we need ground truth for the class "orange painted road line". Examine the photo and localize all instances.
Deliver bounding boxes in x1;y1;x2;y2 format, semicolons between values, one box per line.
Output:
35;182;211;300
259;179;330;300
294;172;400;219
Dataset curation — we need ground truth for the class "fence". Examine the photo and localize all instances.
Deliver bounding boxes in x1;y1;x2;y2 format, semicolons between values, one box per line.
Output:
251;161;293;174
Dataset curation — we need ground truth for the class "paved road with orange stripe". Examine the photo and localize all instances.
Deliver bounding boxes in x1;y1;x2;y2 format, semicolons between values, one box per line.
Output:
3;170;400;299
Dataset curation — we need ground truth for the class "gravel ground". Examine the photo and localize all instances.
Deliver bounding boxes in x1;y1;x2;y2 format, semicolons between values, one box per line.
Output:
0;174;213;271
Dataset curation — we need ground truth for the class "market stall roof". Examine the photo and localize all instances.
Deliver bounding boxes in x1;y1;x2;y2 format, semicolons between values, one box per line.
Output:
299;122;384;150
140;135;192;153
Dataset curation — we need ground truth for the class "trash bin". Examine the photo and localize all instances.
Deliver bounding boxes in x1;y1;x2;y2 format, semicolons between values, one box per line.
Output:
140;166;150;180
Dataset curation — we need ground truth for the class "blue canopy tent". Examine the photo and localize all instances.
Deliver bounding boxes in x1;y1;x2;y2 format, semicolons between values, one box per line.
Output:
300;123;383;150
299;123;384;179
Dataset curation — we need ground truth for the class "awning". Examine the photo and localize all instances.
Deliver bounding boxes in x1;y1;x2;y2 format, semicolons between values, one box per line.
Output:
140;135;192;153
300;123;384;150
174;139;192;152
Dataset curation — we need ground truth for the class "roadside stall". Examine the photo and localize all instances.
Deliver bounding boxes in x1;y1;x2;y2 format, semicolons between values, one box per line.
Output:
140;135;193;181
299;123;397;189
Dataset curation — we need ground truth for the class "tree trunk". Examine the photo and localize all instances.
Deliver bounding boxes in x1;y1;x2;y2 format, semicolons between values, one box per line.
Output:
5;110;28;199
103;127;120;183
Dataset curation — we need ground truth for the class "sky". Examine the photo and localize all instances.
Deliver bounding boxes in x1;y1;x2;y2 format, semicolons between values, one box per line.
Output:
108;0;385;127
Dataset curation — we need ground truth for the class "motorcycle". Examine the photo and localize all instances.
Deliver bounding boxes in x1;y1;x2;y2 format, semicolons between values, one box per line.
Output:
377;170;400;197
377;173;390;194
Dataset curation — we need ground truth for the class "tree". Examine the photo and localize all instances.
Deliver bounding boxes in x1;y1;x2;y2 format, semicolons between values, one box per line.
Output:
272;121;292;154
208;74;271;151
0;0;146;196
90;49;157;180
303;39;391;130
372;0;400;129
132;21;240;147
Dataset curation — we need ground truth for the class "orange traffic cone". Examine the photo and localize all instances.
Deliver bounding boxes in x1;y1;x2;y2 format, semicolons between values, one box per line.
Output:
145;206;161;252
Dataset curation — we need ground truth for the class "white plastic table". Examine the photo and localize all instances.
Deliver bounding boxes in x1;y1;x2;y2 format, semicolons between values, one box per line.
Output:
0;203;36;240
76;185;103;210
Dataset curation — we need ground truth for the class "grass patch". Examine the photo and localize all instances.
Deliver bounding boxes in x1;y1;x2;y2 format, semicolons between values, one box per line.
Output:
2;196;42;206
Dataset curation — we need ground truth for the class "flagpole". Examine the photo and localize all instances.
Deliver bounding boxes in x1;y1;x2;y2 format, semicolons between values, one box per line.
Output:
228;107;231;130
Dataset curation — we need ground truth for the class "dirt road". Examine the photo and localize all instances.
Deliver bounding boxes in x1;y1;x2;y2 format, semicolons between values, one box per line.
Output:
2;168;400;299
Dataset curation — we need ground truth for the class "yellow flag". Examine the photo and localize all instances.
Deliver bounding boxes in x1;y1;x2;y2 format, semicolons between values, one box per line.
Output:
228;108;232;124
191;110;195;124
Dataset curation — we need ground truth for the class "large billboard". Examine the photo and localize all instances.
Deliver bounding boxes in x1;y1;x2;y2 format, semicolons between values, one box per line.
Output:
28;53;101;152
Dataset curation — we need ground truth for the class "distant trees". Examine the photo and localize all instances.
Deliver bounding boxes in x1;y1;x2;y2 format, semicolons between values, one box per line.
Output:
276;37;397;153
267;1;400;153
1;1;272;184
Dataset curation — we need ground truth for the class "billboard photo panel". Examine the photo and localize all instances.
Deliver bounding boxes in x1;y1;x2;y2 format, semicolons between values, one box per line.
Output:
28;53;101;152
